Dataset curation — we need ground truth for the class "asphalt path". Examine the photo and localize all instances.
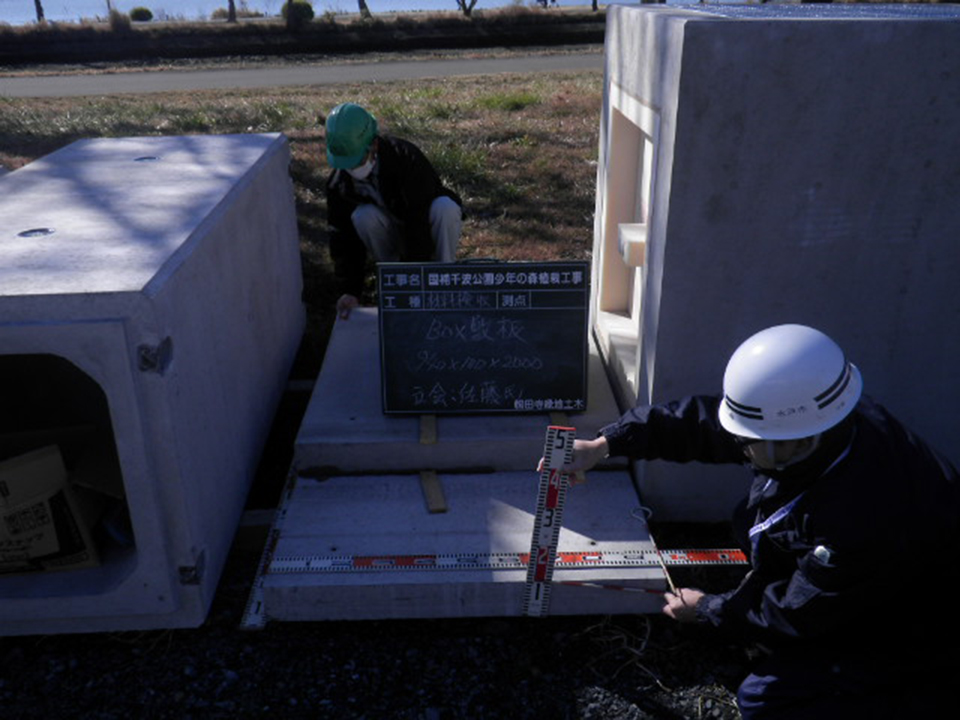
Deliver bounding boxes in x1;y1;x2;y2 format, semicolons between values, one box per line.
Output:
0;52;603;98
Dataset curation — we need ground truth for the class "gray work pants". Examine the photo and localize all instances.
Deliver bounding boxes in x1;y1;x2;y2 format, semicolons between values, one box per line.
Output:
351;196;461;263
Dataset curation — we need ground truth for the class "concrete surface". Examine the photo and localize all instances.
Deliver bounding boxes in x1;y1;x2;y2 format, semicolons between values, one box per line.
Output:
0;134;304;635
294;308;626;475
263;469;663;621
592;4;960;521
272;299;664;621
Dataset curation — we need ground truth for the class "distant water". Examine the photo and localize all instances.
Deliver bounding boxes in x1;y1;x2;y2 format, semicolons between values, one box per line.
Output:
1;0;612;25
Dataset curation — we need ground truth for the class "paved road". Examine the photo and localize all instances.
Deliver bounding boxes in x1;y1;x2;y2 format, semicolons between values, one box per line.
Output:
0;52;603;98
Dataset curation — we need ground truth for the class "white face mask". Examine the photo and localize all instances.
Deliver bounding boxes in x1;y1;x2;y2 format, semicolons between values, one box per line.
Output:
740;435;821;472
347;157;375;181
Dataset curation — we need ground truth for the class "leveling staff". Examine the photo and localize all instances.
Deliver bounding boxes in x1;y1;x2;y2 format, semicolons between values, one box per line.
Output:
559;324;960;719
322;102;463;320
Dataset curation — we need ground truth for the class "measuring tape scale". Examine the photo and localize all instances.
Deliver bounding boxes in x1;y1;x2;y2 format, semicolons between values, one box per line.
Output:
267;548;747;574
241;427;749;629
521;425;577;616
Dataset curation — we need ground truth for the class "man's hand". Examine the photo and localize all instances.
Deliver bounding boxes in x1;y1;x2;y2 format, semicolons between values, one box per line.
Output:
662;588;705;623
537;436;608;485
536;436;610;476
336;293;360;320
566;437;610;473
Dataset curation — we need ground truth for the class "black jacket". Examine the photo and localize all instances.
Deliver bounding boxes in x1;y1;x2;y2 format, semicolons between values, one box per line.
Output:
601;395;960;657
325;135;462;298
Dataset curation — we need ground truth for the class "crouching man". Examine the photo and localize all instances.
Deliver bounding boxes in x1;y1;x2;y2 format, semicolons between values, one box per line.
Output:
561;324;960;719
323;102;463;319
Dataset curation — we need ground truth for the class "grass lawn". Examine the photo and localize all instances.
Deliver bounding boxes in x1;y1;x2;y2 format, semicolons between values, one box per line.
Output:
0;68;603;369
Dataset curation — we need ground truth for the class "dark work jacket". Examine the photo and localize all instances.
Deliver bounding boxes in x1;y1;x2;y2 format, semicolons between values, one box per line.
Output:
325;135;463;298
601;395;960;661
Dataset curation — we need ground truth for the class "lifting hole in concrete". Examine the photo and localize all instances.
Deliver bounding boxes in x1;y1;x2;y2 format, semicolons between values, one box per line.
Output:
17;228;55;238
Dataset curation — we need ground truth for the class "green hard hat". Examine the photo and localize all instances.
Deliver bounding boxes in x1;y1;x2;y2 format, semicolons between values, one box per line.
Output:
325;103;378;169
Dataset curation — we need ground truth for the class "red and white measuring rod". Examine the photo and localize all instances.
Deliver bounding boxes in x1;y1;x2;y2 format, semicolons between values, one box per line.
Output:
522;425;577;617
267;548;747;574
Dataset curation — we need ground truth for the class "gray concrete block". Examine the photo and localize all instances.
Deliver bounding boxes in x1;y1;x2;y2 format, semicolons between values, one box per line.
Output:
262;470;664;621
594;5;960;520
294;308;625;475
279;293;658;621
0;134;304;635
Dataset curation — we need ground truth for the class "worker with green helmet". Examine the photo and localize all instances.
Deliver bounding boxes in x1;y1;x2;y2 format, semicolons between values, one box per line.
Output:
323;102;463;319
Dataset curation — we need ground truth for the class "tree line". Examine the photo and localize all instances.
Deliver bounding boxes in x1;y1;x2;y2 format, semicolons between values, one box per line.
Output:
26;0;603;27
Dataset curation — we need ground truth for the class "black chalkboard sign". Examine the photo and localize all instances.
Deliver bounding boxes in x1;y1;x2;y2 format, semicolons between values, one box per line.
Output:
377;261;590;415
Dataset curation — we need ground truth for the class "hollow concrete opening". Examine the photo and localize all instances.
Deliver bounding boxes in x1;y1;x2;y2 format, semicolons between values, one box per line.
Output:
0;353;135;597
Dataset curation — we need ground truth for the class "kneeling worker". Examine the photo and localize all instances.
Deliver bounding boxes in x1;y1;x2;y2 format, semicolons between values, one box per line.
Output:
559;324;960;719
323;102;463;319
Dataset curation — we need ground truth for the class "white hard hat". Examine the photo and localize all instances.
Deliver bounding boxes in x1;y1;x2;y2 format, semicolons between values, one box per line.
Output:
719;324;862;440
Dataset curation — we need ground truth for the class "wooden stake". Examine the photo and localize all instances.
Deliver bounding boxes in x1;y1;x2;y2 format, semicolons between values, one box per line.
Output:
419;470;447;514
419;414;437;445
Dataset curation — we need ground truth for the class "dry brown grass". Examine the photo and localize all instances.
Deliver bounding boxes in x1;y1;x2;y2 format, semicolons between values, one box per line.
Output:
0;69;602;367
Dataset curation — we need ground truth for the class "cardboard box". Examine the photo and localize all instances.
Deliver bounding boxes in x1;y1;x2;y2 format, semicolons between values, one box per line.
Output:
0;445;100;575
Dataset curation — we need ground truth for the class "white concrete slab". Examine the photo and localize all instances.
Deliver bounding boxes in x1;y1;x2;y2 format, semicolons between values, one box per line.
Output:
593;5;960;520
262;470;665;621
0;134;304;635
294;308;624;475
1;134;285;297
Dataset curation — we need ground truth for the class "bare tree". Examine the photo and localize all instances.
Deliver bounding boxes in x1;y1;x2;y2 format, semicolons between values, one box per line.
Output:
33;0;45;22
456;0;478;18
358;0;372;20
228;0;237;22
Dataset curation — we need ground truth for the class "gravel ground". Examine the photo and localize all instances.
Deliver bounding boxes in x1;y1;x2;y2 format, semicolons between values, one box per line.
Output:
0;392;751;720
0;372;753;720
1;530;751;720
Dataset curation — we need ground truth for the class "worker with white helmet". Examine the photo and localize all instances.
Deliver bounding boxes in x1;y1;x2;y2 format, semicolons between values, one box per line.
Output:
565;324;960;719
322;102;463;319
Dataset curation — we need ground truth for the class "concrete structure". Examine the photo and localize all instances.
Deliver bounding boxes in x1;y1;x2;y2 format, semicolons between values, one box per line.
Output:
296;309;621;475
593;4;960;521
254;309;664;622
0;134;304;635
263;469;660;621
